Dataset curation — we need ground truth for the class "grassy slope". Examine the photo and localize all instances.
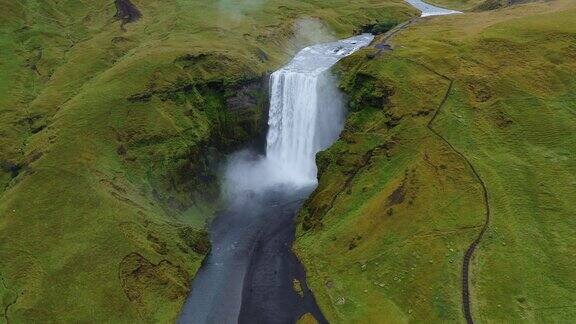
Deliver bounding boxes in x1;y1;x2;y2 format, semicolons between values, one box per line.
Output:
424;0;487;10
0;0;416;322
423;0;518;11
296;0;576;322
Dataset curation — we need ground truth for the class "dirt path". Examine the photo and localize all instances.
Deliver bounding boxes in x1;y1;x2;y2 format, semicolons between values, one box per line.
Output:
373;18;418;56
418;63;491;324
1;273;20;324
373;18;491;323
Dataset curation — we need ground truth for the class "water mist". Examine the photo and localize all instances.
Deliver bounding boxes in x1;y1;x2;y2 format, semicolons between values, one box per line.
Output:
225;34;373;196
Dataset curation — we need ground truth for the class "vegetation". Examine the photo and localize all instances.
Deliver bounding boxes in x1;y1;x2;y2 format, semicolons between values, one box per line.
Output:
296;0;576;322
2;0;574;322
0;0;415;322
360;21;401;35
425;0;488;10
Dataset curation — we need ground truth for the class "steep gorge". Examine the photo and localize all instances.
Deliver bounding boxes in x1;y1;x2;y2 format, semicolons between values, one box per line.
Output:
0;0;415;322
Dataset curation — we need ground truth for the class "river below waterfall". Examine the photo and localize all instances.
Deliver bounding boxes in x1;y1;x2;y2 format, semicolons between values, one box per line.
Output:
179;35;374;324
179;1;461;322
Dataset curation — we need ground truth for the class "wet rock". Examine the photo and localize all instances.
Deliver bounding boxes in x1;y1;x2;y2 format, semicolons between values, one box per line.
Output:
179;227;210;254
226;80;263;112
387;182;406;206
114;0;142;24
0;161;22;178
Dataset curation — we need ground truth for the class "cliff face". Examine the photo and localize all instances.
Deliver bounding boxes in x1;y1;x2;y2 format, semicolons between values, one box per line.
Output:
296;0;576;322
0;0;414;322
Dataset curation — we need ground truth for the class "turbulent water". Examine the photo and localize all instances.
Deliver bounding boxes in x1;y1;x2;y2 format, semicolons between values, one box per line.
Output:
266;34;374;185
223;34;375;192
179;34;373;324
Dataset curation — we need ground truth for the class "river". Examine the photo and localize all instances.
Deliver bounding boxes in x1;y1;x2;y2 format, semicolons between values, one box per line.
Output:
179;1;460;323
179;34;373;324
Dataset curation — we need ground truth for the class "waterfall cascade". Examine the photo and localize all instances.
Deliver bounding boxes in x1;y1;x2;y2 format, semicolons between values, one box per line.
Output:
265;33;374;186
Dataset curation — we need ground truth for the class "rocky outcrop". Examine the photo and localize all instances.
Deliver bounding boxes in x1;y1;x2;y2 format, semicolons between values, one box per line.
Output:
119;253;189;321
114;0;142;24
120;72;269;218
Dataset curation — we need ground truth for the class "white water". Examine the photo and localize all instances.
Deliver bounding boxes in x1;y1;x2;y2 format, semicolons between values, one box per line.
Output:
224;1;461;194
225;34;374;195
406;0;461;17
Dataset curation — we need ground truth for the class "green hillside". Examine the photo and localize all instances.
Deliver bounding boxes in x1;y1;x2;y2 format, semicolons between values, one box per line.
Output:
296;0;576;322
0;0;414;322
1;0;575;323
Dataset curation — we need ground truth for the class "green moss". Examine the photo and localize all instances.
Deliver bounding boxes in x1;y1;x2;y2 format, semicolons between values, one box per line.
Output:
359;21;401;35
179;227;210;255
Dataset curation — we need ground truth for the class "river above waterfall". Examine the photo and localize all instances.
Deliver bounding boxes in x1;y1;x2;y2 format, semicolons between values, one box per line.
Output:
406;0;461;17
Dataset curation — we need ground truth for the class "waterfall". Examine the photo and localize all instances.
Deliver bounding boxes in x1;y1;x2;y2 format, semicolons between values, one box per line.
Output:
266;72;324;184
264;33;375;186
